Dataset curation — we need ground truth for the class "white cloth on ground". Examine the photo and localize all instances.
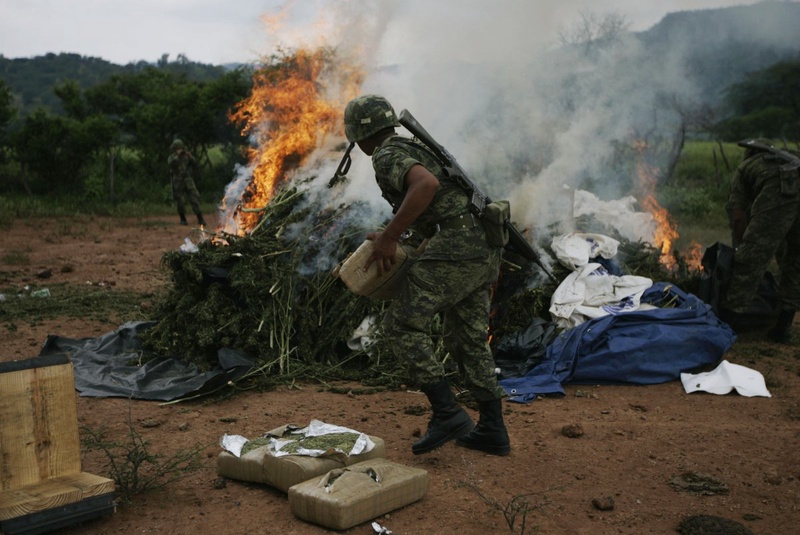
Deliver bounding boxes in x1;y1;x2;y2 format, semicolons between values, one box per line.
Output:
549;263;653;329
681;360;771;397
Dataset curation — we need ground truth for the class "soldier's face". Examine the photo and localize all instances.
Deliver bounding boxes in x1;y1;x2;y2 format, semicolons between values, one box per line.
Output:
357;138;380;156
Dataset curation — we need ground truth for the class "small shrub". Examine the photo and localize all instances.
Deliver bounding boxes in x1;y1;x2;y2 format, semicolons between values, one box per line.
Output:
81;411;207;503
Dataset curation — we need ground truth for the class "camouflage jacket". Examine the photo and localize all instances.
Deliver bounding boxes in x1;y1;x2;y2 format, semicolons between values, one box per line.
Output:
729;151;800;216
371;134;490;260
168;149;197;181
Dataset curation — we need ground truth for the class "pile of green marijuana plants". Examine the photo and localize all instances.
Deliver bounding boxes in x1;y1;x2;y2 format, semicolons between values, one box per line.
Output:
139;186;395;384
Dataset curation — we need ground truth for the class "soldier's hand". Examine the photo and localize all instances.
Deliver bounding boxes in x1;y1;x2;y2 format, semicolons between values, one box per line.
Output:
364;231;397;277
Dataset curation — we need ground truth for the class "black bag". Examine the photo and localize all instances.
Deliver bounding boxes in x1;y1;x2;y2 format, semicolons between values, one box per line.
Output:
699;241;779;326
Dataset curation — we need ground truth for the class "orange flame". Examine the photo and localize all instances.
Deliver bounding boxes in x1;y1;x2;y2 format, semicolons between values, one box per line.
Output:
223;47;363;235
632;140;680;270
684;241;704;272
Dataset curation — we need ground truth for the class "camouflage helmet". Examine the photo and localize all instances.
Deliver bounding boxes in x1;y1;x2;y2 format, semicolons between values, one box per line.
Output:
344;94;400;143
738;137;775;159
170;138;185;151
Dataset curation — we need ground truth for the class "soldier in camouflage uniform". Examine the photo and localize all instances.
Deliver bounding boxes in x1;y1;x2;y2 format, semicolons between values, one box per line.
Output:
168;139;206;226
722;138;800;342
342;94;510;456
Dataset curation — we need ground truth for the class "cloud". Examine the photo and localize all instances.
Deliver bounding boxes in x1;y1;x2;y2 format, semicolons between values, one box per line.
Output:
1;0;761;65
0;0;270;64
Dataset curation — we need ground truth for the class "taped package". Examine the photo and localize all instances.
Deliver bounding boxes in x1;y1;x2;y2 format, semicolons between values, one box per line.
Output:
217;422;386;493
288;458;429;530
333;240;418;299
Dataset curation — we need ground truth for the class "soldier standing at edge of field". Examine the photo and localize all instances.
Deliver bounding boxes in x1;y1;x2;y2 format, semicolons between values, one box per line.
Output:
720;138;800;343
168;138;207;226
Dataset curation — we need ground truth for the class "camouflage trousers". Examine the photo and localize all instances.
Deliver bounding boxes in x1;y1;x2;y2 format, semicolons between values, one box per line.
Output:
382;245;506;401
725;200;800;312
173;175;202;216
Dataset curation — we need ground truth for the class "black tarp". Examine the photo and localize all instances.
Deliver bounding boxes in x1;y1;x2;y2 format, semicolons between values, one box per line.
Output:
39;321;257;401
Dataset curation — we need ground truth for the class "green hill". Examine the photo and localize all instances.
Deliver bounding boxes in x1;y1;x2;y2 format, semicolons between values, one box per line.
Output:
0;52;233;115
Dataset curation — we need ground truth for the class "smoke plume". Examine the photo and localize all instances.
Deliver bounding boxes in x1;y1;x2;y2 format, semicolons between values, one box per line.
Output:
248;0;800;247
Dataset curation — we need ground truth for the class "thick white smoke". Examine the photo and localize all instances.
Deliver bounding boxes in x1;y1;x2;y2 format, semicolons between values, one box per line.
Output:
251;0;796;247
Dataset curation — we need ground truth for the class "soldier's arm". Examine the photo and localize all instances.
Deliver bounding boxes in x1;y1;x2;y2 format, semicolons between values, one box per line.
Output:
366;164;439;275
730;207;747;247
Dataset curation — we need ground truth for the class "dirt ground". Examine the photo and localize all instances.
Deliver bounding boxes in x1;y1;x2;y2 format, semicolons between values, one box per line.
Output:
2;214;799;535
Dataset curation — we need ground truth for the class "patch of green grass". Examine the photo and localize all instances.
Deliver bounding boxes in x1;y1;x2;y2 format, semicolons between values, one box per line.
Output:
2;250;31;265
727;339;771;357
0;194;217;220
0;283;156;327
655;140;740;252
673;217;730;251
674;140;743;182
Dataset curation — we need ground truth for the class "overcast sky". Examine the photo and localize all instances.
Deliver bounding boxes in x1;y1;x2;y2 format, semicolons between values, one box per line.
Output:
0;0;763;65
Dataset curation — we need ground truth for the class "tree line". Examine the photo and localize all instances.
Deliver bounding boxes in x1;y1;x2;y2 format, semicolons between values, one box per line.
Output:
0;53;253;204
0;50;798;207
716;57;800;142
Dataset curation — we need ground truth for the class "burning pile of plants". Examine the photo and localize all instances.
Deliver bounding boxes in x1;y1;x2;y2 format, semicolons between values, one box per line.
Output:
138;184;402;384
137;186;699;390
136;45;705;391
135;46;417;386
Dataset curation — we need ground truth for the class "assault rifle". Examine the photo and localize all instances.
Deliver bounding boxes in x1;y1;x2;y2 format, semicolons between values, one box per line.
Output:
737;139;800;165
398;109;557;283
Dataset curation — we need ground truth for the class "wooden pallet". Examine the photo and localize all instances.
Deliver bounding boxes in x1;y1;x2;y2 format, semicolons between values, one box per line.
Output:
0;354;116;534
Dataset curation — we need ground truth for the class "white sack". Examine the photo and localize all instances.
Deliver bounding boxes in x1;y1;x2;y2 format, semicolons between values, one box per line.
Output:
551;232;620;271
550;263;653;329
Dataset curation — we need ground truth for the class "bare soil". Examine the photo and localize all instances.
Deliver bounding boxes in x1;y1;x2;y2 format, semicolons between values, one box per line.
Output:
2;215;799;535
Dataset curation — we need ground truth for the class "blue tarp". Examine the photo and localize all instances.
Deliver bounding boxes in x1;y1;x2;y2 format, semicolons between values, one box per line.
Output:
499;282;737;403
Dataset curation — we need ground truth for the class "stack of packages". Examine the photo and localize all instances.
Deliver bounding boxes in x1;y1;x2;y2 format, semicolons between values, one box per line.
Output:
217;420;428;530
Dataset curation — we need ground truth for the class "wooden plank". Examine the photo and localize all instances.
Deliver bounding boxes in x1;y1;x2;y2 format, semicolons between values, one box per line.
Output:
57;473;115;498
0;472;114;521
0;479;82;521
0;360;81;490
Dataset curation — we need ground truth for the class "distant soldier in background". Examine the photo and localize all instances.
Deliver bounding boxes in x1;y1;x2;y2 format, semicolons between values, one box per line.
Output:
721;138;800;342
168;138;206;226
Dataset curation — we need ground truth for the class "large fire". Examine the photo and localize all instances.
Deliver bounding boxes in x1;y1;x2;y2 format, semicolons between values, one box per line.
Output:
221;48;363;235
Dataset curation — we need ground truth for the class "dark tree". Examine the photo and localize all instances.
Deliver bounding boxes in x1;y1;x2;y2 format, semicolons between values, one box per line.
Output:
716;58;800;140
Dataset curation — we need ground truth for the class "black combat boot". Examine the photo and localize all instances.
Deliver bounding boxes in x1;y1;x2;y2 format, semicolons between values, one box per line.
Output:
767;309;795;344
456;399;511;456
196;212;207;226
179;213;188;225
411;378;474;455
